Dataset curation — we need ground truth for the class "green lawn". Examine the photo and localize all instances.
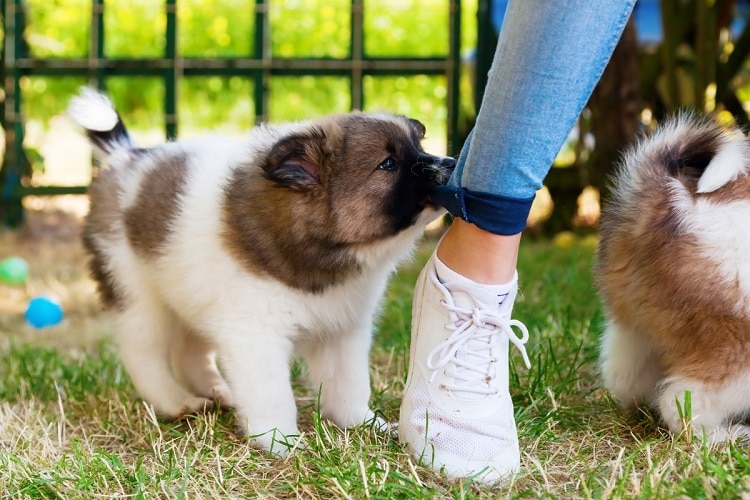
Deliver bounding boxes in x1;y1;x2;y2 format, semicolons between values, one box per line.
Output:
1;227;749;498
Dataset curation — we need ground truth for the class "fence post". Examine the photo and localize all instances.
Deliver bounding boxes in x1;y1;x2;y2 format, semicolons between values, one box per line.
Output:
165;0;178;139
448;0;461;156
1;0;30;227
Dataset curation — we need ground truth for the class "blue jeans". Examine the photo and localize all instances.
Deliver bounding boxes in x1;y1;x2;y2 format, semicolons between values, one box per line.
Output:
433;0;637;235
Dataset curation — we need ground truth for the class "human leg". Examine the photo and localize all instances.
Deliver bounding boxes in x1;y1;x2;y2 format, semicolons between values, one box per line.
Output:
399;252;531;483
401;0;637;482
436;0;637;232
436;218;520;284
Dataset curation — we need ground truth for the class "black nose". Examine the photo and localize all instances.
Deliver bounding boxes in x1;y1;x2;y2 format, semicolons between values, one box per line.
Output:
441;157;457;171
421;154;455;185
414;154;456;185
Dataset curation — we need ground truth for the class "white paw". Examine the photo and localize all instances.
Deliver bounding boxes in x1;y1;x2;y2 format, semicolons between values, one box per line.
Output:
252;427;303;457
363;411;392;433
329;407;389;430
706;424;750;444
151;396;214;419
178;396;215;417
210;383;234;408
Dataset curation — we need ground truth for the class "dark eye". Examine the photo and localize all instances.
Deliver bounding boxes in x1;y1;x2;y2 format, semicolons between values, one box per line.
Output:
378;157;397;172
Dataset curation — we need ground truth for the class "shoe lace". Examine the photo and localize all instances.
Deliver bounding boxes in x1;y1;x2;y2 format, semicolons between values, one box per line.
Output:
425;272;532;396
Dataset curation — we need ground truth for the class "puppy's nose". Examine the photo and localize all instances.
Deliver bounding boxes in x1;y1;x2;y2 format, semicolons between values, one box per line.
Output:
434;156;456;185
441;157;457;171
418;153;456;185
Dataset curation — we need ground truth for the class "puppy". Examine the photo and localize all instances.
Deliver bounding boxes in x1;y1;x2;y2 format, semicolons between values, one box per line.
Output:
596;113;750;443
69;88;455;454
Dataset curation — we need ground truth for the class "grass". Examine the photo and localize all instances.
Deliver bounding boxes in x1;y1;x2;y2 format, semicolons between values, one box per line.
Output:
2;210;750;498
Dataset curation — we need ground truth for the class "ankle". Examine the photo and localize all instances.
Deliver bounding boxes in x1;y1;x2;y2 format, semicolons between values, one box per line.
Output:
436;218;521;285
432;253;518;314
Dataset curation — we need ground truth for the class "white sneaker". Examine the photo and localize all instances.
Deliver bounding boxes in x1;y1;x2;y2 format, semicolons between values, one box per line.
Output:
399;251;531;484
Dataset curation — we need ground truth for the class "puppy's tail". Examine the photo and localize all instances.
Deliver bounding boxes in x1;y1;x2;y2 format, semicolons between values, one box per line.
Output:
68;87;136;162
617;113;749;196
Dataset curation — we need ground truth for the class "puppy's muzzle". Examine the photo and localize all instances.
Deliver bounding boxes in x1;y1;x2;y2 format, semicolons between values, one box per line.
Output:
417;154;456;185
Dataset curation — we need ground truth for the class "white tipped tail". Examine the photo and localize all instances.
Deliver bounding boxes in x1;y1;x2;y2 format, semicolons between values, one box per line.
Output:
68;87;119;132
68;87;135;158
697;131;750;193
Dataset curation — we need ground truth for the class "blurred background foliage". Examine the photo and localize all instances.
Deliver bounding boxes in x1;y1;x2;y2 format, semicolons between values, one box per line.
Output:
21;0;477;145
9;0;750;233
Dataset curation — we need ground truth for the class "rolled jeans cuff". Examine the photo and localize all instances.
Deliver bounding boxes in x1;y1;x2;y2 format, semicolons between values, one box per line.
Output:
432;185;534;236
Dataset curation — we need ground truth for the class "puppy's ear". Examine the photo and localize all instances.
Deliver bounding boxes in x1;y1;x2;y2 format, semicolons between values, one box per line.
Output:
408;118;426;139
262;130;326;190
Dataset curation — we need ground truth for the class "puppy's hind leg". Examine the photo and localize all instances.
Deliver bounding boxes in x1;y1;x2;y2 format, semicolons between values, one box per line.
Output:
599;321;663;409
115;296;213;417
171;326;233;408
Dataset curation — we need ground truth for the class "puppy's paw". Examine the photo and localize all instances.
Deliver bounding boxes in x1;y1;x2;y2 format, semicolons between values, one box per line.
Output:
249;428;304;458
366;414;399;440
177;396;215;418
707;424;750;445
362;410;392;433
334;408;394;436
210;383;234;408
150;395;215;419
326;406;388;430
252;427;303;457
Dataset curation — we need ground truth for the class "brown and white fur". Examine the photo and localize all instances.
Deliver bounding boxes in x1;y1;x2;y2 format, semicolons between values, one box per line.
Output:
69;88;455;454
597;113;750;443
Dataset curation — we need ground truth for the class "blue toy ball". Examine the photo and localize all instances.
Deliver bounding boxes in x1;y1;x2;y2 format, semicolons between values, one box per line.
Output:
25;296;64;328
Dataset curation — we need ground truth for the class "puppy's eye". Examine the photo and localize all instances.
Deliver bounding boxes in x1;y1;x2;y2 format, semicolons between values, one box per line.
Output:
378;157;397;172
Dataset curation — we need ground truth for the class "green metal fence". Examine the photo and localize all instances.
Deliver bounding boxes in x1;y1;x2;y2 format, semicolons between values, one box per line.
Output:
0;0;463;227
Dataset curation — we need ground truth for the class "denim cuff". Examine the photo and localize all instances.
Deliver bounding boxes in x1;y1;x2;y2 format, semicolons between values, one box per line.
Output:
431;185;535;235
